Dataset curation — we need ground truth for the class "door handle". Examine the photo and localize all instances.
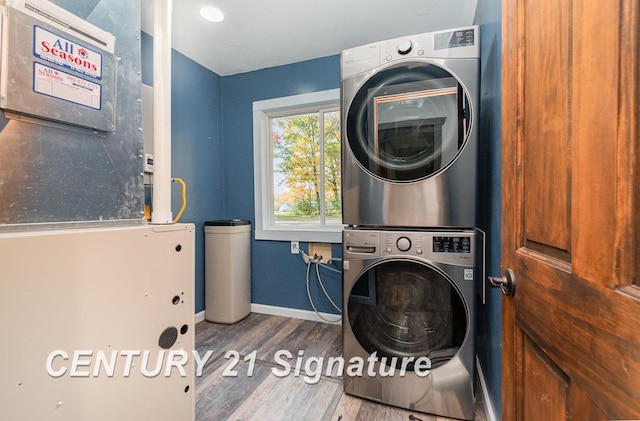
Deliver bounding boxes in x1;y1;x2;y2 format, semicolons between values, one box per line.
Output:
488;269;516;297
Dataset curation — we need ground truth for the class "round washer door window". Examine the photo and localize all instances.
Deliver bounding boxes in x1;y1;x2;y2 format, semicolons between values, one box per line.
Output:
347;260;467;370
346;62;471;182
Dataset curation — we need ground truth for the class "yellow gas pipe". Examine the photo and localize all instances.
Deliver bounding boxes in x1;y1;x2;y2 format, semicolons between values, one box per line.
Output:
172;177;186;223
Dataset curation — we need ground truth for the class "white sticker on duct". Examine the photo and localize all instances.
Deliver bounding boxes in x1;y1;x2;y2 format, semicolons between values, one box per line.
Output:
33;62;102;110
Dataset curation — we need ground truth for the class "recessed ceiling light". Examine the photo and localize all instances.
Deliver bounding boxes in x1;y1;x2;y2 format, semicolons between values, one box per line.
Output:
200;6;225;23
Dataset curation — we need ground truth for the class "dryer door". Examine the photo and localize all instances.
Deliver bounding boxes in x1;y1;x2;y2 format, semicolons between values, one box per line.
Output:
347;259;467;370
346;62;471;182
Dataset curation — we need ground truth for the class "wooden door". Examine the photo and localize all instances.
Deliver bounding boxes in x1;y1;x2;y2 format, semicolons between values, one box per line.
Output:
500;0;640;418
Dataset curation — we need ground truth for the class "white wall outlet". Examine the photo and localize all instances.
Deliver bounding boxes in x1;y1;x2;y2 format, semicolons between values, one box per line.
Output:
144;153;154;173
291;241;299;254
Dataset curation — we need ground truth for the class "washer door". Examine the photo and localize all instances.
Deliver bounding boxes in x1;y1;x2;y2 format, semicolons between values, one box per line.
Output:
346;62;471;182
348;260;467;370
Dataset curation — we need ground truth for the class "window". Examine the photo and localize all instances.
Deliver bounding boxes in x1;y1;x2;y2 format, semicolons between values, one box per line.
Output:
253;89;342;242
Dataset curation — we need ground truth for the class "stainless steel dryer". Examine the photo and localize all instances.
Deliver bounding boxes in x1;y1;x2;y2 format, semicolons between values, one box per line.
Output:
341;26;480;228
342;227;480;420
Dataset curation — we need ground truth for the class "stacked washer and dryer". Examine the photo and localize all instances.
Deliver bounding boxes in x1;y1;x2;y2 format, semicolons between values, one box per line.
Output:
340;26;481;420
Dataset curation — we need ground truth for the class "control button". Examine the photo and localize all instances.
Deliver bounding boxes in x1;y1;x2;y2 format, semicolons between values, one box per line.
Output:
396;237;412;252
417;49;425;56
386;55;393;61
416;249;423;255
397;40;413;55
385;247;392;254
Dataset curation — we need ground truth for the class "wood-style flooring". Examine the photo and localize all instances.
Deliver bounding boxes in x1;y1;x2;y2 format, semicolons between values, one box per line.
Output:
195;313;487;421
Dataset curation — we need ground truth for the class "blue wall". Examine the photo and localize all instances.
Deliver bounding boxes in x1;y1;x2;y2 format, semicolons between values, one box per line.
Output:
474;0;503;417
141;32;225;313
221;57;343;315
141;38;343;315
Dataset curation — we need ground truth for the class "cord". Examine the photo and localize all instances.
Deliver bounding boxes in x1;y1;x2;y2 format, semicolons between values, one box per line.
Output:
315;263;342;313
301;251;341;323
305;261;341;323
319;262;341;274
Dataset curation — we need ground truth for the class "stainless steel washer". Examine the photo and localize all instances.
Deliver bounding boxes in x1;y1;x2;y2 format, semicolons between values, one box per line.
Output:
341;26;480;228
342;227;480;420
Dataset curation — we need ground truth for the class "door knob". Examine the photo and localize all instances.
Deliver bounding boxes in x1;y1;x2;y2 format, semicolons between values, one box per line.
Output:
488;269;516;297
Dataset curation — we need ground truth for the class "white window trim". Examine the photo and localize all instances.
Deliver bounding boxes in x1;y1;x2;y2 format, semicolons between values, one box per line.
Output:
253;88;343;243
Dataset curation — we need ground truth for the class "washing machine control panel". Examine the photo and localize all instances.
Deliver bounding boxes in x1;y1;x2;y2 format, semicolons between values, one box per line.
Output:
344;229;475;265
433;236;471;253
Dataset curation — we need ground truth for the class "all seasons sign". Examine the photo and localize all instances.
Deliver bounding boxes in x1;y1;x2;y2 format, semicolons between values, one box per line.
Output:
34;25;103;80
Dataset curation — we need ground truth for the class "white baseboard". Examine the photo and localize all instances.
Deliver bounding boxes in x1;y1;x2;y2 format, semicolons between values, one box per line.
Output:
251;303;342;324
194;304;341;325
476;356;498;421
194;310;205;324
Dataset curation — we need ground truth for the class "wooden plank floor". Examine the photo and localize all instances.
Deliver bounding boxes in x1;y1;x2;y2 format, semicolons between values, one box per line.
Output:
195;313;488;421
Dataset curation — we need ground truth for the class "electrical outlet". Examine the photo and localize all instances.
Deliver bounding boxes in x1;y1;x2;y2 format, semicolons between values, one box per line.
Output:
309;243;332;263
144;153;154;173
291;241;299;254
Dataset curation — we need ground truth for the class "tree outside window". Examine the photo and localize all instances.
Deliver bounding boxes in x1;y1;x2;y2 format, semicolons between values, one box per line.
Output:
271;108;341;226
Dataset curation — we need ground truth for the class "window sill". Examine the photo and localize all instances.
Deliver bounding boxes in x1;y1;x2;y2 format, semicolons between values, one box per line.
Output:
255;225;343;243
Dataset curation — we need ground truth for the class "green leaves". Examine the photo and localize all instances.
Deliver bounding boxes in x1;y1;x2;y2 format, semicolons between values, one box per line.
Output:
272;111;341;220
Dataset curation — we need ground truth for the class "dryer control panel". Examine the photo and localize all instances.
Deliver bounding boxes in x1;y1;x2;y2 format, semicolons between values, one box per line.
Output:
341;25;480;79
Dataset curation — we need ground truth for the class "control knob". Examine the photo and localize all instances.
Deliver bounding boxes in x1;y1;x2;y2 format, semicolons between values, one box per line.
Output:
396;237;412;252
397;40;413;55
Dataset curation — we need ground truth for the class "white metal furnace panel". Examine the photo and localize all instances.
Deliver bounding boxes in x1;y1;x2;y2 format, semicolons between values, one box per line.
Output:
0;224;195;420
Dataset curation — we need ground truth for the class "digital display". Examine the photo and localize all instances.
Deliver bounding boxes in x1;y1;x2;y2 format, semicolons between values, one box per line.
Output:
434;29;475;50
433;236;471;253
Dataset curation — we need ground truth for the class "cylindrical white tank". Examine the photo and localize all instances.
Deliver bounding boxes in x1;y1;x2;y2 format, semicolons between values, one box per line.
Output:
204;220;251;324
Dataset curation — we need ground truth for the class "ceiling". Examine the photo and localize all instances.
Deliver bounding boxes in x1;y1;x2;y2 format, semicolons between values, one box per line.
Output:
140;0;478;76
